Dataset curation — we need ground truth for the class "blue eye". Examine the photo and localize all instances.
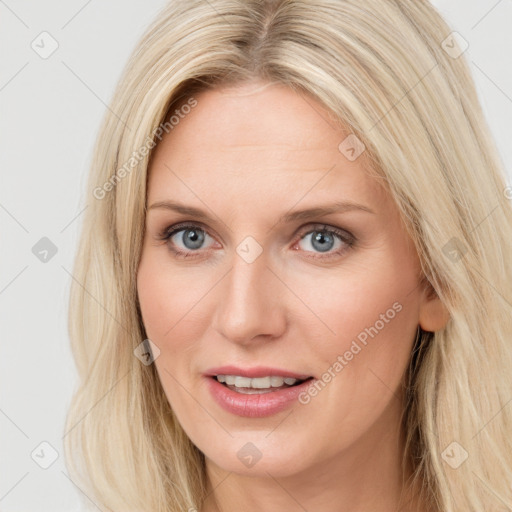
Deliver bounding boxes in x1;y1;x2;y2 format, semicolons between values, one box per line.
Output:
299;229;341;253
294;224;355;259
160;225;214;257
158;222;355;260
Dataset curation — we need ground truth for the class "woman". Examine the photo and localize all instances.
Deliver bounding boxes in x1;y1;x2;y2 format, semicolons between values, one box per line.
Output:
64;1;512;511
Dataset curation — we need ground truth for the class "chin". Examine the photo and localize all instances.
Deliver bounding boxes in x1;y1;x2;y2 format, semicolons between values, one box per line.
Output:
203;437;314;478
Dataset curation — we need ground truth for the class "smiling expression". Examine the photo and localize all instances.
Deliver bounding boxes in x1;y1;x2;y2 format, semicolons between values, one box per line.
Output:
136;80;447;478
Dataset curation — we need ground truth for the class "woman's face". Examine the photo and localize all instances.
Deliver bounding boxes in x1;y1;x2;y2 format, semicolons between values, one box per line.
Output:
137;81;448;478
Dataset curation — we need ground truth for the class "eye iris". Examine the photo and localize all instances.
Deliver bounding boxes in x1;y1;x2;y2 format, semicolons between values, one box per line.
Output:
311;231;334;252
182;228;204;250
171;227;343;254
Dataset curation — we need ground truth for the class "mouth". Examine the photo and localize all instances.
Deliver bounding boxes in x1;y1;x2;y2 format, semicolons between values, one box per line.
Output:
205;367;317;417
211;374;315;394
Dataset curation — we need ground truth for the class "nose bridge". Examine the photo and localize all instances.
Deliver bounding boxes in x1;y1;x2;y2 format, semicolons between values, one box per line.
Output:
213;244;286;343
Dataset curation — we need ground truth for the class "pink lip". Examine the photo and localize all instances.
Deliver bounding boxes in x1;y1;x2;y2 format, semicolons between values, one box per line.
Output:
204;365;313;380
205;375;315;418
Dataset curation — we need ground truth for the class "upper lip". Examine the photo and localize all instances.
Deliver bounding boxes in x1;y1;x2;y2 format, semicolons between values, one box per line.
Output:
204;365;313;380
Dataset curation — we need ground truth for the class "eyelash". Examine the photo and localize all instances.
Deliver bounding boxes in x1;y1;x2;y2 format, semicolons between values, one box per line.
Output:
156;222;356;260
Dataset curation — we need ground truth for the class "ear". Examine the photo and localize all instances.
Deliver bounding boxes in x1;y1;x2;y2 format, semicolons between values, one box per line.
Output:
418;282;450;332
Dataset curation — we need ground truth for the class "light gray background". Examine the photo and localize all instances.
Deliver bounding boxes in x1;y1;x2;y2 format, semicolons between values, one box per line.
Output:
1;1;511;510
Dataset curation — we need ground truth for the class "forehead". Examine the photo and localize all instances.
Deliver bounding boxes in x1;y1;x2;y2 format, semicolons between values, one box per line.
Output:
147;82;388;209
165;81;348;153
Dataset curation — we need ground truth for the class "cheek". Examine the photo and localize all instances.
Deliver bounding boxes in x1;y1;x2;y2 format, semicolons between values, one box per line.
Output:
292;255;418;339
136;254;215;362
137;258;190;368
286;265;420;447
137;262;170;341
136;256;203;412
137;256;190;348
289;249;421;388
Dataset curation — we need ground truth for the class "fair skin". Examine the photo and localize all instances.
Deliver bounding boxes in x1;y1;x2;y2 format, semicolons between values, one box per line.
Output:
137;80;450;512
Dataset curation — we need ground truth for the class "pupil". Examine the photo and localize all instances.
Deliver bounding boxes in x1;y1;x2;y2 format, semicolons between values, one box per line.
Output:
312;231;334;252
183;229;204;250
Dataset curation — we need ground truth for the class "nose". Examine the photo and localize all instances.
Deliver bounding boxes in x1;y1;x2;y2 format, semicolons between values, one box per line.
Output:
211;248;288;345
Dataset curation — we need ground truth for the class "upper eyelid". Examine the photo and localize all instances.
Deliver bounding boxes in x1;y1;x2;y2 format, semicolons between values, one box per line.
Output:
161;221;354;245
159;222;356;262
161;221;217;240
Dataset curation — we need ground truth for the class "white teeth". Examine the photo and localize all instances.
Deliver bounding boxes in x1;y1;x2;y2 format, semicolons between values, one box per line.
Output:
215;374;301;389
250;376;271;388
224;375;236;385
270;376;284;387
234;376;252;388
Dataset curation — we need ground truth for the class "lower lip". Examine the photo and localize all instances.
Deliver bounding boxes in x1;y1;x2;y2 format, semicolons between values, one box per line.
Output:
206;376;314;418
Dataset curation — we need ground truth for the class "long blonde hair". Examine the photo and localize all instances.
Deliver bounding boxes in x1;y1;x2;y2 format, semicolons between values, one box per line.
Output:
63;1;512;510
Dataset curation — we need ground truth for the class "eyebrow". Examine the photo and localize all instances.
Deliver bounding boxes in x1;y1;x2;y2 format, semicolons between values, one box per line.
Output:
148;200;375;223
